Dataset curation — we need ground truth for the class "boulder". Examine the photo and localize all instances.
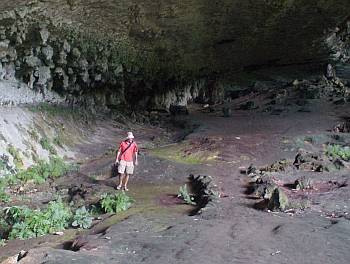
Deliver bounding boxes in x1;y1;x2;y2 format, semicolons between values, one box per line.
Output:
268;188;289;211
254;182;278;200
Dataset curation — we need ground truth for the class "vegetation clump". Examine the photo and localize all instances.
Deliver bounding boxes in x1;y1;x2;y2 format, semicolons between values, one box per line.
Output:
0;200;97;242
0;158;14;202
100;192;134;213
0;181;10;203
2;199;72;240
72;206;93;229
326;144;350;161
178;184;196;205
16;156;74;184
40;137;57;154
0;239;6;247
6;145;23;169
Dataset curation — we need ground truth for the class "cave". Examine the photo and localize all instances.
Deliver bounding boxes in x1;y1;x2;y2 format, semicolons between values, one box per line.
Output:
0;1;349;263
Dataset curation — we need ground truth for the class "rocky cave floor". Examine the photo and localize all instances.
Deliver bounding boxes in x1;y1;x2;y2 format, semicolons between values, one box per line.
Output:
1;82;350;264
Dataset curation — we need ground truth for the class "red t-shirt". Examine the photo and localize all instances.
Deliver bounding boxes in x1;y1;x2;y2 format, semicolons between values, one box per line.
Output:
118;140;138;162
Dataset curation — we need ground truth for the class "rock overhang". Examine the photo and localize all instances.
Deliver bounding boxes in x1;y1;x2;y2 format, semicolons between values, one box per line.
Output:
0;0;349;108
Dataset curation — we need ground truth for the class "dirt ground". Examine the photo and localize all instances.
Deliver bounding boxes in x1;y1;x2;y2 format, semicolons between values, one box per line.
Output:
1;95;350;264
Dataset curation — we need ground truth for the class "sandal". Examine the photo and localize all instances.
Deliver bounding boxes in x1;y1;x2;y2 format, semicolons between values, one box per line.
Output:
116;185;122;190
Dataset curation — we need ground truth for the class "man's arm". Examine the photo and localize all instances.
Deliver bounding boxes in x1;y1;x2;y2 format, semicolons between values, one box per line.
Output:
115;148;121;164
134;151;138;166
134;143;139;165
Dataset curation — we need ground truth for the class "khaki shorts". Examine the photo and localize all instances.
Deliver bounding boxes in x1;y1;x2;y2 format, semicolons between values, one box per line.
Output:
118;160;134;175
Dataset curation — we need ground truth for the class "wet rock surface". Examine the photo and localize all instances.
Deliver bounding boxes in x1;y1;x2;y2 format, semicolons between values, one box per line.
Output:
0;88;348;263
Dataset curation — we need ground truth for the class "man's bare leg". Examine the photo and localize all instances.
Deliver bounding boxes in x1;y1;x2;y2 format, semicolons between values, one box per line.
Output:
123;174;130;191
117;173;125;189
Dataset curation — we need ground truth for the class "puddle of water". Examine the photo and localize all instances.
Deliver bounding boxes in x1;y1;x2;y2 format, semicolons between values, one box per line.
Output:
0;183;192;260
90;183;193;234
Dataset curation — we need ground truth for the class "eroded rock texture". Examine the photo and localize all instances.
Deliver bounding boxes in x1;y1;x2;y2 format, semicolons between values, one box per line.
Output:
0;0;349;109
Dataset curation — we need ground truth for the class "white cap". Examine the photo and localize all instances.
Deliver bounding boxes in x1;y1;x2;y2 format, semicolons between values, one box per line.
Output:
127;132;134;139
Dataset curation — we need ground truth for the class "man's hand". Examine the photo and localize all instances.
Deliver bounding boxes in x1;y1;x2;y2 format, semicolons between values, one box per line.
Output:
115;160;119;165
135;160;139;166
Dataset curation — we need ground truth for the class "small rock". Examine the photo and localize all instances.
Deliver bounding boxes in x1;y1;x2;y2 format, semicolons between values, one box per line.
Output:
222;107;232;117
294;176;312;190
18;250;28;261
268;188;289;211
271;250;281;256
292;79;299;86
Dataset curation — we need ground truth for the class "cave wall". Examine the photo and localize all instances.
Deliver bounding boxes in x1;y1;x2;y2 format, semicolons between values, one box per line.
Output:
0;0;349;109
326;16;350;82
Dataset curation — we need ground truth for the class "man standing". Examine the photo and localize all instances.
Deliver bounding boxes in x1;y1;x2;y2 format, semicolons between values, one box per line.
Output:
115;132;138;191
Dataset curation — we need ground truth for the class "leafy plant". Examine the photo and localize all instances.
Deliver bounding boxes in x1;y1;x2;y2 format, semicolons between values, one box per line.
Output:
7;199;72;240
0;239;6;247
9;222;36;240
90;204;104;216
177;184;196;205
326;144;350;161
3;206;32;225
0;191;10;203
16;156;73;184
72;206;93;229
0;181;10;203
0;218;10;239
100;192;134;213
5;174;19;186
44;199;72;231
